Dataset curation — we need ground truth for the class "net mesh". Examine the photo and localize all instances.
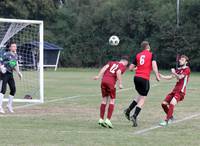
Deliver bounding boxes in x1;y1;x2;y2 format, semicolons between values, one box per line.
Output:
0;21;41;101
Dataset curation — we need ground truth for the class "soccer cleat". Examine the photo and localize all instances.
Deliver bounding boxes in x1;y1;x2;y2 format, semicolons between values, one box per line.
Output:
130;115;138;127
159;120;168;126
170;116;175;121
7;105;14;113
124;109;130;121
104;119;113;128
159;117;175;126
98;118;106;127
168;117;175;124
0;107;5;114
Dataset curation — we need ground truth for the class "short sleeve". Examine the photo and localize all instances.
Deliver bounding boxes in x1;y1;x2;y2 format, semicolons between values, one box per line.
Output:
183;68;191;76
152;53;156;61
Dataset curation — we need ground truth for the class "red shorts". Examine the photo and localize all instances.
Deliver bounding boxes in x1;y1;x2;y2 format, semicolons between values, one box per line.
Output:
164;91;185;103
101;82;116;99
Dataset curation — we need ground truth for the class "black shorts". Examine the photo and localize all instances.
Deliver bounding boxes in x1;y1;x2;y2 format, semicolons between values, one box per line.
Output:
134;76;150;96
0;72;16;96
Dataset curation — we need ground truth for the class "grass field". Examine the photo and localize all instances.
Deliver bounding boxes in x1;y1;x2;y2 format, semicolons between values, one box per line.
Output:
0;68;200;146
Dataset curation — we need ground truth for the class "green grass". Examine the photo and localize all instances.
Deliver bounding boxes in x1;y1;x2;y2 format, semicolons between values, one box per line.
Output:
0;68;200;146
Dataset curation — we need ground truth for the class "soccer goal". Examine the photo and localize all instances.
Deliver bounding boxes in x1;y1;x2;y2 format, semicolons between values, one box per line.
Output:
0;18;44;103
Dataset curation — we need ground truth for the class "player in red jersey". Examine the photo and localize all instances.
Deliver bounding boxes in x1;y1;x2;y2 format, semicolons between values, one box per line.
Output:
159;55;191;126
124;41;160;127
93;56;128;128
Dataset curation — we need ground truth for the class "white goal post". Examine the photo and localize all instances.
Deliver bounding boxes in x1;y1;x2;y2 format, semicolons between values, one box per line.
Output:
0;18;44;103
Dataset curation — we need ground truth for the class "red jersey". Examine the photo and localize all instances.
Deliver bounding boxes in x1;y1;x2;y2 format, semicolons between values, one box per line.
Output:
102;61;126;86
132;49;155;80
172;66;191;94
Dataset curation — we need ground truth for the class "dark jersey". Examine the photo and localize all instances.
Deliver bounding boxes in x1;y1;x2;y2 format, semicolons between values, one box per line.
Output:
132;49;156;80
1;51;18;73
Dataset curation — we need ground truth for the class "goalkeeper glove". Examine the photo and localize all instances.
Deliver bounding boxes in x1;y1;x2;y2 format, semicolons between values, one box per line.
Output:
0;65;6;74
18;72;23;79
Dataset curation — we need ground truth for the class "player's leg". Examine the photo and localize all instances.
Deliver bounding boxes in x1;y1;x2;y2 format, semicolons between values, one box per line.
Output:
166;93;183;122
161;93;174;115
124;95;139;121
130;77;150;127
100;97;108;120
105;98;115;128
0;73;9;113
130;95;146;127
98;82;108;127
166;97;177;120
124;77;141;120
7;75;16;113
104;86;116;128
160;93;179;126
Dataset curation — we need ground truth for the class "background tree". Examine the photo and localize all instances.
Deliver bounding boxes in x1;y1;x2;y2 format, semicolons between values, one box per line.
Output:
0;0;199;70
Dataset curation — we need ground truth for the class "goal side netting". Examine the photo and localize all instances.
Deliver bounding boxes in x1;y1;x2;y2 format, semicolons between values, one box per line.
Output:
0;18;44;103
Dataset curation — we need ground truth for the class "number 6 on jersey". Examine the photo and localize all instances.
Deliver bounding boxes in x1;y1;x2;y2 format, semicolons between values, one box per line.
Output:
140;55;145;65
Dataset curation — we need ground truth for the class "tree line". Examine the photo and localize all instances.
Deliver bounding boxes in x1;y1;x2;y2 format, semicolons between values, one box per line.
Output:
0;0;199;70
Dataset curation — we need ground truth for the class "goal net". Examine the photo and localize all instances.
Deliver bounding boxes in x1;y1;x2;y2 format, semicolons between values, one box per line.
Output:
0;18;44;103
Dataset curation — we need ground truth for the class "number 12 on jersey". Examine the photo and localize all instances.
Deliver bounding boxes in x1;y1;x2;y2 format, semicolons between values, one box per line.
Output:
110;64;119;73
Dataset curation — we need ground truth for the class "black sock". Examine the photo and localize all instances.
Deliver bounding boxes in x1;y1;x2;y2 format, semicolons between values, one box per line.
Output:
133;106;141;118
127;100;137;113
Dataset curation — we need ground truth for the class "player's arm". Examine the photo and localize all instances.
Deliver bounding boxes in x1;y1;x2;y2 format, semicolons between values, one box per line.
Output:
129;64;136;71
93;64;109;80
152;60;160;81
14;62;22;79
129;56;137;71
171;68;185;80
159;73;174;80
116;69;123;89
0;54;7;73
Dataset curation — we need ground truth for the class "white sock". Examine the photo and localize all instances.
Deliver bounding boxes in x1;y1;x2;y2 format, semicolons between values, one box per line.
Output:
0;93;4;108
7;95;14;107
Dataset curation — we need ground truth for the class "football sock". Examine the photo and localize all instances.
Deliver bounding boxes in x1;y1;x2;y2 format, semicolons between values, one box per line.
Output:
0;93;4;108
100;103;106;119
161;103;169;114
166;104;174;120
7;95;14;107
127;100;137;113
107;104;114;120
133;106;141;118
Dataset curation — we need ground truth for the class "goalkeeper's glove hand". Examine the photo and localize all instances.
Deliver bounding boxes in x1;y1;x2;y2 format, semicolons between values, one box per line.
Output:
18;72;23;79
0;65;6;74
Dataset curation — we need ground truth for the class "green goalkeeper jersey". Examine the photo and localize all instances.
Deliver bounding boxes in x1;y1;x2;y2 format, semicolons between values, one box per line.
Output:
1;51;18;73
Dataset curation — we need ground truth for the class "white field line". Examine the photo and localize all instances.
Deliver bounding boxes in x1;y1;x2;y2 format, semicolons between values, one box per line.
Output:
134;112;200;135
13;95;82;109
14;103;40;109
13;83;159;110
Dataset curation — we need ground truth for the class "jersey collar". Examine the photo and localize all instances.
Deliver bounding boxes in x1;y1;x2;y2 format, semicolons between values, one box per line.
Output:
178;66;188;70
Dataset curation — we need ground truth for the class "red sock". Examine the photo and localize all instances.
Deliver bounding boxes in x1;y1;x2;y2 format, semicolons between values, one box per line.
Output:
161;103;169;114
100;104;106;119
107;104;114;120
166;104;174;120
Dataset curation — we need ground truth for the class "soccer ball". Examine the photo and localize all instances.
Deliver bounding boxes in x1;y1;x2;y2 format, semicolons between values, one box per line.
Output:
109;35;120;46
24;94;32;99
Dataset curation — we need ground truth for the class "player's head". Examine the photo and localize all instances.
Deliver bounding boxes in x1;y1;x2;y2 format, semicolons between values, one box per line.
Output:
119;56;129;66
7;41;17;53
141;41;150;50
179;55;189;67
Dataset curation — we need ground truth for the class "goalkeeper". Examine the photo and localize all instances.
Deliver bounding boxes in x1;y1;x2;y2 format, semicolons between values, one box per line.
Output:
0;42;22;113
